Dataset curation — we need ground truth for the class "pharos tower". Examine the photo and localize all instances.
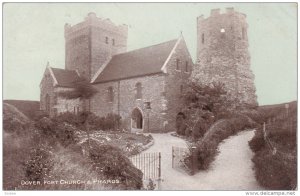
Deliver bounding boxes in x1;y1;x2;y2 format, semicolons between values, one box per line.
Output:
194;8;257;107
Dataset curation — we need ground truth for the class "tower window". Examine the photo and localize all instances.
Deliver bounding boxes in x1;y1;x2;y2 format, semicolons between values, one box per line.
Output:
242;27;246;39
107;86;114;102
112;39;115;46
180;84;184;94
185;61;189;72
135;83;142;99
176;59;180;70
201;33;205;44
105;37;109;44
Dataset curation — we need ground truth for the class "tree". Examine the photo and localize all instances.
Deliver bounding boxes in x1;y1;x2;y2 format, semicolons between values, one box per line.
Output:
58;77;98;149
182;80;234;139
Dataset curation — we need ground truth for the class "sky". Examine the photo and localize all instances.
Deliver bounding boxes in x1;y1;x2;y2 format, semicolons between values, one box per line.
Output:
3;3;297;105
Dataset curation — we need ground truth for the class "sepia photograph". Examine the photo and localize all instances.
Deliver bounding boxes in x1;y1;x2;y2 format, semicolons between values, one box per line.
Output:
2;2;298;192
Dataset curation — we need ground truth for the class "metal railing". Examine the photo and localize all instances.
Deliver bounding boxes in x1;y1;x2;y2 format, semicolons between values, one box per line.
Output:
130;152;161;181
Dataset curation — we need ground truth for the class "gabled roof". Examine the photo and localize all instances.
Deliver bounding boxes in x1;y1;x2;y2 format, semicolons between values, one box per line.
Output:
92;38;179;83
49;67;81;87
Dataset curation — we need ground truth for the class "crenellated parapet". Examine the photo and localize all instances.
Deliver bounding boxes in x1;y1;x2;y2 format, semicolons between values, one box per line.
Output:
64;12;128;80
64;12;128;40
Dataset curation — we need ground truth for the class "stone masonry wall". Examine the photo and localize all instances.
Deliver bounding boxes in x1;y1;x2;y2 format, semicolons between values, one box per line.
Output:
54;87;83;114
40;68;57;117
65;13;128;80
194;8;257;107
90;74;167;132
164;38;194;132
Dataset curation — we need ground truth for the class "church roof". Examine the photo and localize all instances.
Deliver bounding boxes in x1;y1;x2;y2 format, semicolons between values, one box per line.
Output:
92;38;178;83
50;67;81;87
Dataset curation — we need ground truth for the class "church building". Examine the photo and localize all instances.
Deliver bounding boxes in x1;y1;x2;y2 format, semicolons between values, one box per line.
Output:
40;12;194;133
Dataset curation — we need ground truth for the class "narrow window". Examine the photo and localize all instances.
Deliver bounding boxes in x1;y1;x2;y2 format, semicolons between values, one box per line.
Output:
105;37;109;44
201;33;205;44
176;59;180;70
45;94;50;113
220;28;226;38
180;84;184;94
185;61;189;72
242;27;246;39
112;39;115;46
108;86;114;102
136;83;142;99
73;107;76;114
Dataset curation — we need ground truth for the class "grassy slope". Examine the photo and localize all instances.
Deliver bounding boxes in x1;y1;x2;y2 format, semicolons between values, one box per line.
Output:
4;100;40;119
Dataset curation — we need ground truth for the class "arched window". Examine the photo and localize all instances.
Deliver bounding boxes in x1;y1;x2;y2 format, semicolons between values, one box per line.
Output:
105;36;109;44
135;83;142;99
107;86;114;102
45;94;50;113
201;33;205;44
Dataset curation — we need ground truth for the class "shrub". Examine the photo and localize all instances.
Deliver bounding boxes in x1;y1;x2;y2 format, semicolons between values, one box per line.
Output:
248;102;297;190
44;146;107;190
192;115;256;171
3;131;38;190
248;129;265;152
34;117;78;147
25;145;54;182
88;142;143;190
252;149;296;190
52;112;122;131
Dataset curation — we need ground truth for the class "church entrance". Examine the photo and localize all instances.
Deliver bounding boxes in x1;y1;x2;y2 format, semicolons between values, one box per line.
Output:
131;108;143;132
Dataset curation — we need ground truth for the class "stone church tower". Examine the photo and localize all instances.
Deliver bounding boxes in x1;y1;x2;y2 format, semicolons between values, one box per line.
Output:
194;8;257;107
64;12;128;80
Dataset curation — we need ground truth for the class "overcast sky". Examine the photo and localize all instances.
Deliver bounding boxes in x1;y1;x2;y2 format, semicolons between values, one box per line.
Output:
3;3;297;105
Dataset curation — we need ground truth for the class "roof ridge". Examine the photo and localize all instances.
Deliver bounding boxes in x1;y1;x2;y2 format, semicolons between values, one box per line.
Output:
114;38;178;57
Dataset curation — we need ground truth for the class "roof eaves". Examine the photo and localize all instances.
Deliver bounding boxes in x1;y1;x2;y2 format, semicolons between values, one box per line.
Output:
48;66;59;87
160;35;183;73
91;56;112;83
93;72;164;84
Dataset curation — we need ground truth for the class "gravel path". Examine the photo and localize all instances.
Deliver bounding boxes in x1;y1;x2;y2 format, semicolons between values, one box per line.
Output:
140;130;263;190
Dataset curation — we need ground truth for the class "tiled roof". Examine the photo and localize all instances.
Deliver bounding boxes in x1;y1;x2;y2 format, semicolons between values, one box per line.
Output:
92;39;178;83
50;67;81;87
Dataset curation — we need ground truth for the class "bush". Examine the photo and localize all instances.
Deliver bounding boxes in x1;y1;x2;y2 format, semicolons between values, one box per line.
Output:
3;131;38;190
25;145;54;182
248;129;265;152
252;149;296;190
192;115;256;170
88;142;143;190
52;112;122;131
44;146;107;190
248;102;297;190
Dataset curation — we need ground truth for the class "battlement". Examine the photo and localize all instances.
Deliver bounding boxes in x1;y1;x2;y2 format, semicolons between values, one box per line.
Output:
64;12;128;38
198;7;246;22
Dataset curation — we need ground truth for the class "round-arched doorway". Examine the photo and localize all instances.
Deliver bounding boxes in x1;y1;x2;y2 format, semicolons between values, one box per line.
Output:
131;108;143;132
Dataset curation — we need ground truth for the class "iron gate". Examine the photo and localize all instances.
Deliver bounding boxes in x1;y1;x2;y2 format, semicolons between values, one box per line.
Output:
130;152;161;181
172;146;197;175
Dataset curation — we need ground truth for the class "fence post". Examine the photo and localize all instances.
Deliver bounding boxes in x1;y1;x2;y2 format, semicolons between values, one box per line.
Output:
263;122;266;140
191;146;197;175
157;152;162;190
172;147;174;168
